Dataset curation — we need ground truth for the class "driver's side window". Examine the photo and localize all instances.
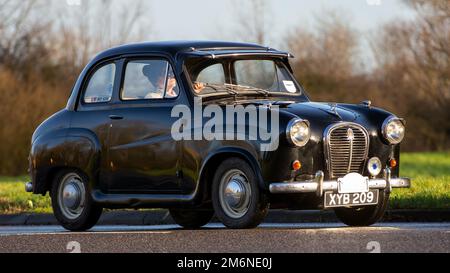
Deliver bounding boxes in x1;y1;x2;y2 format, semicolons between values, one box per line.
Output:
121;59;179;100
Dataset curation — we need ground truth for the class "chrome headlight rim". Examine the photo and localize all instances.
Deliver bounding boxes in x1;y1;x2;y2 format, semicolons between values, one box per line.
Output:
286;118;311;147
382;116;406;145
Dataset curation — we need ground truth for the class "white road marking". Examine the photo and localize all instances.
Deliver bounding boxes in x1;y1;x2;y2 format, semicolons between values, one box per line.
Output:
0;222;449;236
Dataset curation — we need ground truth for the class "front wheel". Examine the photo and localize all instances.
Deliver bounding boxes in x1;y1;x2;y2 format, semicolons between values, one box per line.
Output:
334;190;389;226
51;170;103;231
212;158;269;229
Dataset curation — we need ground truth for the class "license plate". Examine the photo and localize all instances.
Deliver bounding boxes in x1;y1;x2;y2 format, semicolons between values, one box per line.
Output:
324;190;379;208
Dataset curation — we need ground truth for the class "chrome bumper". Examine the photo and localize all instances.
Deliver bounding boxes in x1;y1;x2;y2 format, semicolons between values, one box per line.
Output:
269;168;411;196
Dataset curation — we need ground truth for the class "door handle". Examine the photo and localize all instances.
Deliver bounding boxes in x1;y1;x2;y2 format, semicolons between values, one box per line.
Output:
109;115;123;120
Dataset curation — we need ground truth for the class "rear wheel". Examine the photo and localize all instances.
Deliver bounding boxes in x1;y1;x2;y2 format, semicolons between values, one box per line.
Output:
169;209;213;229
51;170;102;231
212;158;269;229
334;190;389;226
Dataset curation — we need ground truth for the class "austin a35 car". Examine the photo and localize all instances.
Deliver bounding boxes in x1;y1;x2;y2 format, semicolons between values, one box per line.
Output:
26;41;411;230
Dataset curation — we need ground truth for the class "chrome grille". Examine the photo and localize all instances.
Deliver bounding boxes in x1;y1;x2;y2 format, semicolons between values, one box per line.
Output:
324;123;369;178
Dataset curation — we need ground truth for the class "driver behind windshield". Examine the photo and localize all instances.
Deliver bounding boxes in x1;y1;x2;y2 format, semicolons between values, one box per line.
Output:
193;81;205;94
188;59;300;96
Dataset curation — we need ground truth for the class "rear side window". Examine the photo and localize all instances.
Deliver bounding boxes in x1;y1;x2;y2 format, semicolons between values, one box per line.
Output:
83;63;116;103
121;59;179;100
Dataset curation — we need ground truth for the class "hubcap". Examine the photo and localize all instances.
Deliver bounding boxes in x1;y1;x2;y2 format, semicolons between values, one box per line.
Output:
57;173;86;219
219;170;251;219
63;183;81;209
224;180;245;208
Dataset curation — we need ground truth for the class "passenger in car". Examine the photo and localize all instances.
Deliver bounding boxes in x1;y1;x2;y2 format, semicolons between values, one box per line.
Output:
142;64;177;98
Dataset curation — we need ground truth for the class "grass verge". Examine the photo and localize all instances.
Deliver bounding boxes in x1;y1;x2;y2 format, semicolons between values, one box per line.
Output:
0;152;449;214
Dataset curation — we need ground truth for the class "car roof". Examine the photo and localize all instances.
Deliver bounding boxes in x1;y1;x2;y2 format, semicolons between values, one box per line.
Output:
95;40;264;56
92;40;288;62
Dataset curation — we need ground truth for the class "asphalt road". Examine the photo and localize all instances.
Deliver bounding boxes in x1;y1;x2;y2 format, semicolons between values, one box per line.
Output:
0;222;449;253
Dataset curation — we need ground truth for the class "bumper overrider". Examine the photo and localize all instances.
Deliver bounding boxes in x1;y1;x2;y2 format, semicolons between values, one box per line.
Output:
269;167;411;197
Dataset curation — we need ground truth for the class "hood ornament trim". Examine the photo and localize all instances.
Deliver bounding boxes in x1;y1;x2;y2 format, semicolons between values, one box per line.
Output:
324;103;342;119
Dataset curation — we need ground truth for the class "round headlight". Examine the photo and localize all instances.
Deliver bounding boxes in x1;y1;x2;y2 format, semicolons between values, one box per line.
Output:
287;119;310;147
382;117;405;144
367;157;382;177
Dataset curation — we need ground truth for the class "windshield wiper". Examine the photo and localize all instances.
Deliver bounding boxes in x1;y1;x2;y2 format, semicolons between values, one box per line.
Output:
199;83;272;103
223;83;270;97
203;83;238;96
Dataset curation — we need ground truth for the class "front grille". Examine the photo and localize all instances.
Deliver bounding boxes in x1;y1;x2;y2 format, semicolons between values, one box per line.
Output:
325;123;369;178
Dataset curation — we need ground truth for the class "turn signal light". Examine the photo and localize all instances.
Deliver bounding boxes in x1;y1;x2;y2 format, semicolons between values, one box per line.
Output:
292;160;302;171
389;158;397;168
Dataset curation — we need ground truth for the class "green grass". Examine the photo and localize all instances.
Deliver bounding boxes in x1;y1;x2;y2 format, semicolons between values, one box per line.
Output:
0;152;449;214
0;175;52;213
390;152;450;209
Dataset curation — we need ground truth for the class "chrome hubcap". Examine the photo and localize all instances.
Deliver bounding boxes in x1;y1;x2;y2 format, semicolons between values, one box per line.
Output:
225;180;245;207
63;183;81;209
219;170;251;219
58;173;85;219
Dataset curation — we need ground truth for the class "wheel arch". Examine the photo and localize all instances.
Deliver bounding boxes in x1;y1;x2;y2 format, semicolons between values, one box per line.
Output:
197;147;265;202
31;128;102;194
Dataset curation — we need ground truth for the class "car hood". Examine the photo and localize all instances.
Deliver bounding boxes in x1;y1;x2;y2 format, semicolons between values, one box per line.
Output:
282;102;360;123
276;101;394;136
212;98;394;134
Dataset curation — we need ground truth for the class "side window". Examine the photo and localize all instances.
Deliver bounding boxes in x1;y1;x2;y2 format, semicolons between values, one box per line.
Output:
196;63;225;85
84;63;116;103
121;59;179;100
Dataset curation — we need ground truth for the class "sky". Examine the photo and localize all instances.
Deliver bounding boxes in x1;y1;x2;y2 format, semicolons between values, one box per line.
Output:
60;0;418;70
151;0;417;44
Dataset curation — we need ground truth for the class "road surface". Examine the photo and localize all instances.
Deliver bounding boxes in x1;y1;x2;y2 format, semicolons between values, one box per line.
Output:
0;222;449;253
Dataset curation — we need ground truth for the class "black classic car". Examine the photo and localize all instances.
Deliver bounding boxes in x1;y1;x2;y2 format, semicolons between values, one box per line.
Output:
26;41;411;230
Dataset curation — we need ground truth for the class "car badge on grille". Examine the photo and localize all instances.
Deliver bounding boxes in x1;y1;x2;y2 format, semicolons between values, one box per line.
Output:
347;128;354;141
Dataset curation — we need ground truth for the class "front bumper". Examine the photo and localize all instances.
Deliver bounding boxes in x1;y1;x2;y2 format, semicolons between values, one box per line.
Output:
269;168;411;196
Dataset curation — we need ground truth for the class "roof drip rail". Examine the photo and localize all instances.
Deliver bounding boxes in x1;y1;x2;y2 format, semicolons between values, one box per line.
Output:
189;47;216;58
266;46;294;58
182;48;294;59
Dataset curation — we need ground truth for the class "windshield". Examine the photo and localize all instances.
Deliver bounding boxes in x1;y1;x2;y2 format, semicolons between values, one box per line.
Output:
186;58;302;96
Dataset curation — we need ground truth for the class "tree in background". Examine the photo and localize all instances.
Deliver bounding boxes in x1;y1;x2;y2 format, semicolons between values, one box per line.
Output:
53;0;152;72
0;0;153;175
373;0;449;150
0;0;448;175
286;11;361;102
231;0;272;45
284;2;449;151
